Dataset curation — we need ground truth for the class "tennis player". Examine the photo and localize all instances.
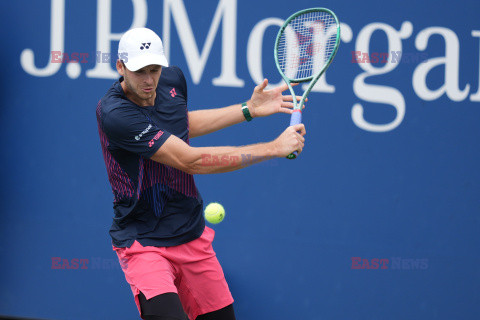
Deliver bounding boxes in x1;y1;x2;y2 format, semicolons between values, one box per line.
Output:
96;27;306;320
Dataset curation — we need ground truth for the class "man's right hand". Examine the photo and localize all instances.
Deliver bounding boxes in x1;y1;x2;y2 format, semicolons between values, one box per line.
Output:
271;123;307;158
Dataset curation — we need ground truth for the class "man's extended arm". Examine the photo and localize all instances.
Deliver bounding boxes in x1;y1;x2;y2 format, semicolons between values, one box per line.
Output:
188;79;302;138
151;124;306;174
188;102;251;138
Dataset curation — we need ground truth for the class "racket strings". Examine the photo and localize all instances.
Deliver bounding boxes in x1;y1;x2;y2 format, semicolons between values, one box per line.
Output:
278;10;338;80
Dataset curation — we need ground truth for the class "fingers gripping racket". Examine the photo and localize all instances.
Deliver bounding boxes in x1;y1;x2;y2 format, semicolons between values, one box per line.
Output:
274;8;341;159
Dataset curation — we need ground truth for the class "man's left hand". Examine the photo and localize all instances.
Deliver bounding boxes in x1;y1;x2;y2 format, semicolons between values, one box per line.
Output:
248;79;305;118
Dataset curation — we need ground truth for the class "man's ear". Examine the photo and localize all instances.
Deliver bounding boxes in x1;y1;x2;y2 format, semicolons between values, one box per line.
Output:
116;60;125;76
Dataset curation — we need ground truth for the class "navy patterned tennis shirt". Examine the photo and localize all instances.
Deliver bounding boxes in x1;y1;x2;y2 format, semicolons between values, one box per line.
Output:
96;66;205;248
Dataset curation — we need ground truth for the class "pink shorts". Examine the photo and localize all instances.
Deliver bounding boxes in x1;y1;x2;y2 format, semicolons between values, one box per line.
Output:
113;226;233;320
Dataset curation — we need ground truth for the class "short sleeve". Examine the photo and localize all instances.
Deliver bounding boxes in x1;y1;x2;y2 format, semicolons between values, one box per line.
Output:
102;105;171;158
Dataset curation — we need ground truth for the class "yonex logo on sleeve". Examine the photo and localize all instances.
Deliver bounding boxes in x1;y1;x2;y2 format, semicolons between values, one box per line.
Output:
148;130;164;147
135;124;152;141
140;42;151;50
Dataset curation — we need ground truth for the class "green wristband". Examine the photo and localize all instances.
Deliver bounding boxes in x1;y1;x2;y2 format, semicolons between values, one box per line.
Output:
241;102;253;122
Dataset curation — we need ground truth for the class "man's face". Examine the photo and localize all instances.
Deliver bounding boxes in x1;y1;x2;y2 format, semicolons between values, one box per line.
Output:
117;60;162;106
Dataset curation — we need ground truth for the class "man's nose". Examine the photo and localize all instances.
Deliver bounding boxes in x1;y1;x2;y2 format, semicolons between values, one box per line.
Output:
141;73;154;85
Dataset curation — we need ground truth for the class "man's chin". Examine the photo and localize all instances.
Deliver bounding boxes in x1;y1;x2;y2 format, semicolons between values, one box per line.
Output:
138;91;154;100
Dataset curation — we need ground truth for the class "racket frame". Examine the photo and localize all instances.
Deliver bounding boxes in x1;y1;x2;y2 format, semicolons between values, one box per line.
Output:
274;8;340;158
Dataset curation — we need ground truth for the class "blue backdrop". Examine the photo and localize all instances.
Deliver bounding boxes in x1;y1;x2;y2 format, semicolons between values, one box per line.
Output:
1;0;479;319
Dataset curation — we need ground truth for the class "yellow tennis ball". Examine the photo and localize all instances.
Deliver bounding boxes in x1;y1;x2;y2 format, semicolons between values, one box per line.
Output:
204;202;225;224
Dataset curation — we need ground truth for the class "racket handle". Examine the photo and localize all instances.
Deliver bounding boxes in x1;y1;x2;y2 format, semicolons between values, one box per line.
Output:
286;111;302;160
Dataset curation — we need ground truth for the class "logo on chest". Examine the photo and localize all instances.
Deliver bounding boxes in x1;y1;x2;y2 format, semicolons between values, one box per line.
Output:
170;88;177;98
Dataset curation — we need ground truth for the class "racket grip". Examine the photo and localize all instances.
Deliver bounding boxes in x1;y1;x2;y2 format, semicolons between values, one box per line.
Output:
286;111;302;159
289;110;303;126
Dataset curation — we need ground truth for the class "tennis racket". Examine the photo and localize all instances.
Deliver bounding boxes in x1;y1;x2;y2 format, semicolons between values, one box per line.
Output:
274;8;341;159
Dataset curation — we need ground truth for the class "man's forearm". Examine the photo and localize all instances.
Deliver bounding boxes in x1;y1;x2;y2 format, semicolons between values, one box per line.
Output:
150;124;305;175
189;142;275;174
188;102;253;138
